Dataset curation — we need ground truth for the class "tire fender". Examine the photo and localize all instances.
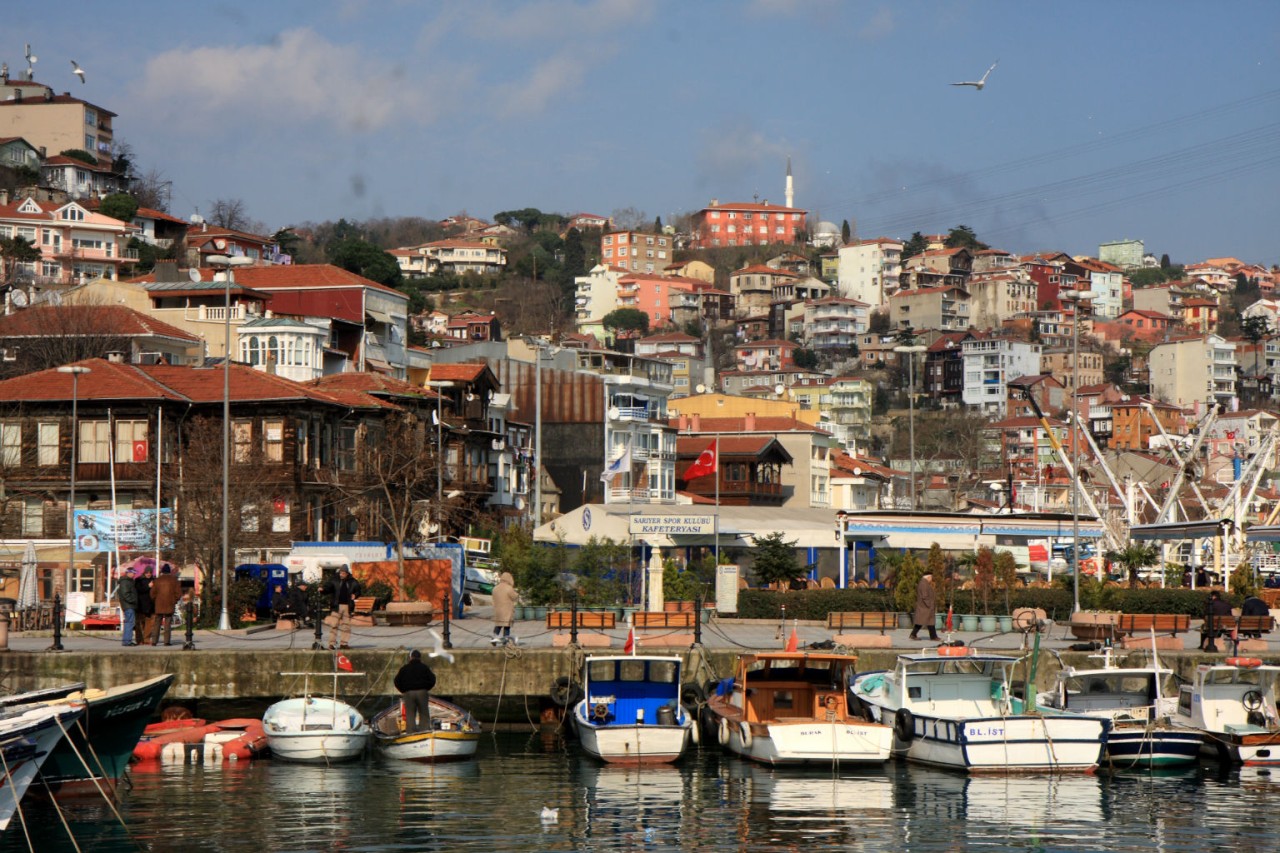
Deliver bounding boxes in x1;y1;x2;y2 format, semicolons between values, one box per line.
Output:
894;707;916;743
739;720;753;749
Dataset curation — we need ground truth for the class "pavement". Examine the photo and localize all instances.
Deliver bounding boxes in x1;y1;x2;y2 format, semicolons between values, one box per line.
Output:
2;606;1267;657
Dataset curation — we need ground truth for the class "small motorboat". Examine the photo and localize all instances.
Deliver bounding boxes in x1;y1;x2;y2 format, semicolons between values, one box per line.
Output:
572;654;696;764
371;697;481;763
1035;648;1202;769
850;646;1107;772
1171;657;1280;765
0;704;84;830
703;652;893;766
263;671;370;764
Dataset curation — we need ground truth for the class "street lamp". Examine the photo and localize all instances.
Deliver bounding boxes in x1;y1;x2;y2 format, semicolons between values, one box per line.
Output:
424;379;455;536
207;254;253;631
530;340;553;529
1061;289;1094;613
893;343;928;509
57;365;90;601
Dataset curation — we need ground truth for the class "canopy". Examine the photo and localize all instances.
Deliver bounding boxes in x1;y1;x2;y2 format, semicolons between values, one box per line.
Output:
16;541;39;610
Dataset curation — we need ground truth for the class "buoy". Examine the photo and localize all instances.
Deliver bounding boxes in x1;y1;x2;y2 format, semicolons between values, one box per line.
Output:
936;645;972;657
717;717;730;747
738;720;753;749
1226;657;1263;668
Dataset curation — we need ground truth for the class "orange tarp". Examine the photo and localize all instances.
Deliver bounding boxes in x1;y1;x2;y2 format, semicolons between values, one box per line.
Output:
351;559;452;605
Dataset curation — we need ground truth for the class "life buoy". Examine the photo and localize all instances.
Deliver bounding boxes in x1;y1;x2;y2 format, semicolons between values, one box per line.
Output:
592;702;609;720
936;645;971;657
824;694;839;711
1226;657;1263;668
739;720;753;749
894;708;916;743
718;717;730;747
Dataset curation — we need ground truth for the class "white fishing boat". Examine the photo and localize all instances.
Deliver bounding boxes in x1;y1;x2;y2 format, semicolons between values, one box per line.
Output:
371;697;481;763
703;652;893;766
1035;648;1202;769
263;671;370;764
1171;657;1280;765
850;647;1107;772
0;704;83;830
572;654;696;764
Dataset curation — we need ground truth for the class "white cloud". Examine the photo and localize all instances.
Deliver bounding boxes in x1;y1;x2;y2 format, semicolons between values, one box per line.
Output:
494;52;591;115
694;118;792;193
452;0;652;42
133;28;441;134
859;7;895;41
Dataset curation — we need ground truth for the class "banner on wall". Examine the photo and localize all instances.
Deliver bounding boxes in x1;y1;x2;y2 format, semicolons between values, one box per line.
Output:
73;509;174;553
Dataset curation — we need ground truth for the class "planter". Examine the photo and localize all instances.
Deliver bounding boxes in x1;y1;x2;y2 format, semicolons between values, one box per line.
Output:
979;615;998;633
530;605;548;621
935;613;946;631
997;615;1013;632
664;600;695;613
961;614;980;632
1069;611;1119;641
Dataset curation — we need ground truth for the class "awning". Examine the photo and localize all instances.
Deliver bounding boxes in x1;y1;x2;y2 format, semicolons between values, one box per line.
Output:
1246;525;1280;543
1130;519;1231;541
366;308;392;325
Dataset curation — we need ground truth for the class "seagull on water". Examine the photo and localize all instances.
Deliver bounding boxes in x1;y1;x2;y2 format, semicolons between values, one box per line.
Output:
71;60;85;84
428;628;454;664
540;806;559;823
952;60;998;90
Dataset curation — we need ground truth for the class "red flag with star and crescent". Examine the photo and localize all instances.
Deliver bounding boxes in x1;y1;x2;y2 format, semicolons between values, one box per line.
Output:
683;441;718;480
336;653;354;672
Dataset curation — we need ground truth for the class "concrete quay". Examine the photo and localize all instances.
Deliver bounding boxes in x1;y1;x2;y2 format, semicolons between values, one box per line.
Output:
0;610;1268;721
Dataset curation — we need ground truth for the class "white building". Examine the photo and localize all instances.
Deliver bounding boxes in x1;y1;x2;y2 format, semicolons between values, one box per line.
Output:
573;264;622;339
236;316;327;382
597;354;678;506
1149;334;1237;411
803;296;869;351
836;238;902;308
961;337;1043;415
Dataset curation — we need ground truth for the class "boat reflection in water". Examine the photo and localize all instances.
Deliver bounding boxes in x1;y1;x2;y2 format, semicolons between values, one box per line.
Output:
578;760;693;846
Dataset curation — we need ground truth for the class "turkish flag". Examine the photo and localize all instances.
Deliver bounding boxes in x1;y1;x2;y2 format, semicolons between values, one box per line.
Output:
683;441;718;480
336;653;354;672
623;628;635;656
132;440;148;463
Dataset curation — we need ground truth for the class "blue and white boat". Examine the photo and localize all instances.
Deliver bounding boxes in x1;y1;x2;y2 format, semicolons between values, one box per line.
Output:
0;704;84;830
850;647;1107;772
1035;648;1202;769
572;654;696;764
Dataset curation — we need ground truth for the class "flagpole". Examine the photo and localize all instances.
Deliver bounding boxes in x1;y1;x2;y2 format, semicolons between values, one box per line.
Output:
713;434;720;569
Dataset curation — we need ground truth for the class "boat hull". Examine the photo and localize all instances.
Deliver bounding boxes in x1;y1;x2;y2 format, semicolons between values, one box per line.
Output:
0;707;81;828
377;730;479;763
1103;726;1203;769
895;713;1106;772
263;697;370;764
716;715;894;766
1198;730;1280;765
267;732;370;763
575;719;690;764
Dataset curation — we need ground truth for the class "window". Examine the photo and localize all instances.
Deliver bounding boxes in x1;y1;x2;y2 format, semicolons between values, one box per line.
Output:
337;425;357;471
233;420;253;463
241;501;259;533
60;207;84;222
263;420;284;462
85;108;97;125
79;420;110;463
115;420;147;463
85;134;96;150
37;422;58;466
0;422;19;466
23;497;43;536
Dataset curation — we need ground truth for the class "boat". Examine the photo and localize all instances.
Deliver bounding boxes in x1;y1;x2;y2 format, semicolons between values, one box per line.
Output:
262;671;370;764
135;718;268;764
849;647;1107;772
1171;657;1280;765
703;652;893;766
1034;648;1202;769
371;697;481;762
0;704;84;830
3;673;174;796
571;654;696;764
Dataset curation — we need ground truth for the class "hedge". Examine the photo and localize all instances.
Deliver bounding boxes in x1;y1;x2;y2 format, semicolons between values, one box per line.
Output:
737;587;1229;621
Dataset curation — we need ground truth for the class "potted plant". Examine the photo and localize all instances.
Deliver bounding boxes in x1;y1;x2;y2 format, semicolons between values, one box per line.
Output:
994;549;1019;632
974;547;997;632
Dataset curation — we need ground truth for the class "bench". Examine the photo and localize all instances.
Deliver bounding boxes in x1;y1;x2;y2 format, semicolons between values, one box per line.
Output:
633;611;696;629
546;611;617;630
1232;614;1275;636
350;596;378;627
825;611;898;634
382;602;434;626
1115;613;1191;650
1200;614;1276;652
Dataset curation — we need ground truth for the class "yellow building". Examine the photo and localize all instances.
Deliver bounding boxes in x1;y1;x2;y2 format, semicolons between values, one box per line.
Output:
667;392;822;426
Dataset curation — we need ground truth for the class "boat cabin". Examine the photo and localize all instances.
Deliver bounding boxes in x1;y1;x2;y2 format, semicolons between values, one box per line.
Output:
871;653;1017;717
734;653;853;722
584;656;683;727
1177;663;1280;732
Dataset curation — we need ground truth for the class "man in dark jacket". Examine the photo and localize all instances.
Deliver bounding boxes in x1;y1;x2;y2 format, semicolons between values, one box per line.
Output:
1200;591;1233;650
118;568;139;647
393;649;437;734
287;580;313;626
150;564;182;646
325;568;361;650
1241;594;1270;637
135;566;155;645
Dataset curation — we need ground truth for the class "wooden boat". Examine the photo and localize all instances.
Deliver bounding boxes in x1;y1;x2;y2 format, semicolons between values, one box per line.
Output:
571;654;696;764
1034;648;1202;768
371;697;481;763
703;652;893;766
1171;657;1280;765
850;647;1106;772
0;705;83;829
263;671;370;764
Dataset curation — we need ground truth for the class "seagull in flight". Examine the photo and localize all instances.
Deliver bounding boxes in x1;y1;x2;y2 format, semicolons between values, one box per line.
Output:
952;60;998;90
427;629;454;664
71;60;85;84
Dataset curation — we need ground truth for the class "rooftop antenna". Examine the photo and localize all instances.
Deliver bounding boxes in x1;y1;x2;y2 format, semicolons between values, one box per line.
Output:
23;43;36;81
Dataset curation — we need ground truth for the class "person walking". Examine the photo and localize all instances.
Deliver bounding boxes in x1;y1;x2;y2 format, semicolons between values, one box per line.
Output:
325;567;361;650
909;571;940;641
393;649;437;734
491;571;519;647
135;564;155;645
150;563;181;646
118;567;139;647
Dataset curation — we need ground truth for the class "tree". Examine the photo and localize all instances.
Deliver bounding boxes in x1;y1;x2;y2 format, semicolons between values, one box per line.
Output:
272;228;302;260
902;231;928;259
209;198;252;231
562;227;586;280
944;225;988;251
994;550;1019;613
1160;254;1171;270
611;206;648;231
573;537;629;606
328;238;403;287
492;207;545;233
602;308;650;336
99;192;139;223
0;235;40;284
0;303;131;379
973;547;996;614
750;531;800;586
1106;542;1159;589
58;148;96;165
653;216;663;234
792;347;819;369
497;526;562;606
131;167;172;212
868;311;891;334
841;220;851;245
890;551;925;614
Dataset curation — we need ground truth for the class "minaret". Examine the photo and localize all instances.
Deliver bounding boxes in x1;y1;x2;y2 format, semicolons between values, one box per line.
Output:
785;156;794;209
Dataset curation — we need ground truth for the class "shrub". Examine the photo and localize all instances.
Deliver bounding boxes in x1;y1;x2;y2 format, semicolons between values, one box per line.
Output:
737;588;894;620
363;580;395;609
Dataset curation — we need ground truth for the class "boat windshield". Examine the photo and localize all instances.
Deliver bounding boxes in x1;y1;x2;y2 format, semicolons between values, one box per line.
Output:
588;658;679;685
1062;674;1153;697
904;659;1001;677
1205;668;1265;687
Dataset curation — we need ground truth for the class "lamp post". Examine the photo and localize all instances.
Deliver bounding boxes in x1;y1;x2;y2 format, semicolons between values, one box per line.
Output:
57;365;90;601
207;254;253;631
1061;289;1094;613
893;343;928;509
425;379;455;537
531;340;552;529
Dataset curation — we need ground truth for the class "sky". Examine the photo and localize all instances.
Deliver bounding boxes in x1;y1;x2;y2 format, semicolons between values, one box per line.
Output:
10;1;1280;264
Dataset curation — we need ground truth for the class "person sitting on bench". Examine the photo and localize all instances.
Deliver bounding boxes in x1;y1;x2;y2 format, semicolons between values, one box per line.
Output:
1200;591;1233;650
1241;594;1270;638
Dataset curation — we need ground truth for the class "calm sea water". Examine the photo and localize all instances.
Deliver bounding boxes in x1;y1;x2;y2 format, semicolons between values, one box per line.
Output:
6;733;1280;852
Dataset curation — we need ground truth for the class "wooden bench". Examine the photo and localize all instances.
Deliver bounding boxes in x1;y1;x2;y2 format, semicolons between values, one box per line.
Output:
546;611;617;630
1115;613;1190;649
825;611;898;634
1232;614;1275;636
633;611;696;629
351;596;378;627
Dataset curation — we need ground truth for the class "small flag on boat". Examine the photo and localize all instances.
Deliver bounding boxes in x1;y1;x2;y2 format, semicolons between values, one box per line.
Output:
945;605;954;632
785;625;799;652
623;628;635;655
336;653;354;672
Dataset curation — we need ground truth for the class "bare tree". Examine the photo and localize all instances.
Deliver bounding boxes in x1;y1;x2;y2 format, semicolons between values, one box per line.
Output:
610;206;649;231
131;167;172;212
0;303;131;379
209;198;257;232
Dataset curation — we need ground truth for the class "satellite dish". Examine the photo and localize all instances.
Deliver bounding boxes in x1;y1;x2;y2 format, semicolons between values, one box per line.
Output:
608;407;621;421
214;239;227;250
188;268;201;283
10;289;27;308
466;392;476;402
696;383;707;394
514;496;526;511
774;383;785;395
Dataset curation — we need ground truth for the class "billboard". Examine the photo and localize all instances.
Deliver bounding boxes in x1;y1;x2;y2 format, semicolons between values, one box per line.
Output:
73;509;175;553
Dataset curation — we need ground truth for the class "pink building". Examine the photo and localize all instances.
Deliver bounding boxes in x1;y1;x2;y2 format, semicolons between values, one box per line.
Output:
689;201;807;250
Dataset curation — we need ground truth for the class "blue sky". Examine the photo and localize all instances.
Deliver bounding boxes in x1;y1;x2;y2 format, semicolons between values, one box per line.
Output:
12;1;1280;264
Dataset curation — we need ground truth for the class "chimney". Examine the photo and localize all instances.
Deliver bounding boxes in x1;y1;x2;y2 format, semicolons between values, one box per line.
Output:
691;413;700;432
0;189;7;206
678;414;688;431
106;351;124;363
745;412;756;431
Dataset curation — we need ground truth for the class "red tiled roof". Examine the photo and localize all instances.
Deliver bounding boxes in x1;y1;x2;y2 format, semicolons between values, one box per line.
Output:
676;435;785;457
670;415;830;435
0;305;200;342
156;264;407;299
427;363;487;382
732;265;799;278
310;372;440;400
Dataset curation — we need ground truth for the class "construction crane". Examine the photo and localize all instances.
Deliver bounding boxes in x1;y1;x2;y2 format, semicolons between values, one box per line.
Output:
1144;402;1218;524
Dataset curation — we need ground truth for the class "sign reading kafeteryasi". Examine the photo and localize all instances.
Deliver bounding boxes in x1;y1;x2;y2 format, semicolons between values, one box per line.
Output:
628;515;716;536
